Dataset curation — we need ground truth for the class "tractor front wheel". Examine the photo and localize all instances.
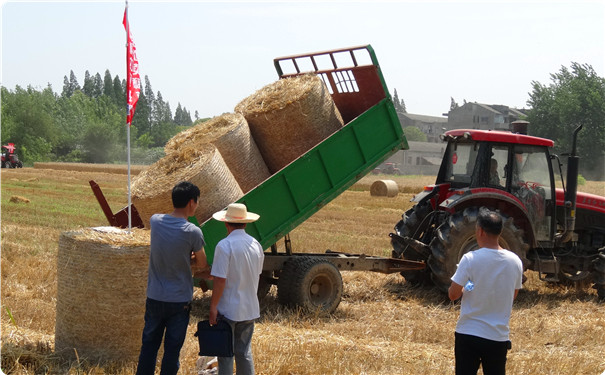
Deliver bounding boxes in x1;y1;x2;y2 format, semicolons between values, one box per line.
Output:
428;207;530;292
392;202;434;285
277;256;343;313
593;247;605;301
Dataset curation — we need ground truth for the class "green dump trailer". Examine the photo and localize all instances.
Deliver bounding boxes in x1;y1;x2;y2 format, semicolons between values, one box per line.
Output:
197;45;424;312
91;45;425;313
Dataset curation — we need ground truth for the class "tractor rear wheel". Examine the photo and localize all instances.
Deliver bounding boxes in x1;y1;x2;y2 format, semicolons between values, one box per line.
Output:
4;161;12;169
277;256;343;313
428;207;530;292
392;203;434;285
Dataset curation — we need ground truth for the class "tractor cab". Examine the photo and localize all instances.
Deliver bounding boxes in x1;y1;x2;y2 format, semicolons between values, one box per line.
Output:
434;129;556;245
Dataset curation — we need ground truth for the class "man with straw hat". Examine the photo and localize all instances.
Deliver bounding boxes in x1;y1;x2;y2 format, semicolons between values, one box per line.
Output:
210;203;264;375
136;181;210;375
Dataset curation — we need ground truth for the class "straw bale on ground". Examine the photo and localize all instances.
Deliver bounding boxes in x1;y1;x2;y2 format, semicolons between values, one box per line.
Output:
165;113;270;193
235;74;344;173
370;180;399;197
132;144;243;227
55;228;151;362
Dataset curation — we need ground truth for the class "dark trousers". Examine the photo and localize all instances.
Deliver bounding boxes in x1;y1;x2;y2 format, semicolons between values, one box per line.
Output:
455;332;510;375
136;298;191;375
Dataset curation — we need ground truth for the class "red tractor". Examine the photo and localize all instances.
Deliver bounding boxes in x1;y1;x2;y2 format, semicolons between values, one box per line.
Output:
1;143;23;168
391;123;605;299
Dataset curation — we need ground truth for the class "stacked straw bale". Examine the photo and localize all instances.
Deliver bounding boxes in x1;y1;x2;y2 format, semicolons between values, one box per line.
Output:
132;143;243;227
165;113;270;193
370;179;399;197
55;228;151;362
235;74;344;173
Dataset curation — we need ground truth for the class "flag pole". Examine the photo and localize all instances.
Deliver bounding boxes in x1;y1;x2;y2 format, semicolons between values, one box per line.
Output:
125;0;132;232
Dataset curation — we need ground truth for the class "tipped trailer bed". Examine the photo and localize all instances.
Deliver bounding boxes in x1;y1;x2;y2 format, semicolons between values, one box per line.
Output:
91;45;425;312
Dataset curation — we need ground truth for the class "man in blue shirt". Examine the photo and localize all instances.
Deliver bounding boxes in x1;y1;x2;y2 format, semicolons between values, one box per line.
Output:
136;181;209;375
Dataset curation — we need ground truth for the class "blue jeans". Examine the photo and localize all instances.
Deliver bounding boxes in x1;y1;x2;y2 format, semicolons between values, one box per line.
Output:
217;317;255;375
136;298;191;375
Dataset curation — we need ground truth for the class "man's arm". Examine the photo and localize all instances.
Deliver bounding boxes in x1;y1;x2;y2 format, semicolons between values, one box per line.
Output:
191;247;211;279
209;276;226;325
448;281;464;301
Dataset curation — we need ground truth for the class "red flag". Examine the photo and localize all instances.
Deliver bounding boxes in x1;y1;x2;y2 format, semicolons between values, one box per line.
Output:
123;7;141;126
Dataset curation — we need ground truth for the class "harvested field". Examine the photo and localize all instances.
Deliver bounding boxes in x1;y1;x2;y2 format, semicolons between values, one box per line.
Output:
1;168;604;374
34;162;148;175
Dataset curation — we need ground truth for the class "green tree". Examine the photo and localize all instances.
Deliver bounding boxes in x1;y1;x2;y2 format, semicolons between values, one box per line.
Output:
393;88;404;113
103;69;114;99
450;97;459;111
113;75;124;106
83;70;94;97
93;73;103;98
403;126;427;142
526;62;605;179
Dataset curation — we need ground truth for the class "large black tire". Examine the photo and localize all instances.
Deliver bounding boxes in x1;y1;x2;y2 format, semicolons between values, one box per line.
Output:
428;207;530;292
392;203;434;285
4;161;12;169
277;257;343;313
593;247;605;301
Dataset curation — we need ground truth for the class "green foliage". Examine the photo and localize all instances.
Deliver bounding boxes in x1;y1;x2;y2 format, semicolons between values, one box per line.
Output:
403;126;427;142
1;69;197;166
578;174;586;185
527;63;605;179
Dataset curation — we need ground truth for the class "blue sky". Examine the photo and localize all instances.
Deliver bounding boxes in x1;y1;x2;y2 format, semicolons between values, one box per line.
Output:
2;1;604;119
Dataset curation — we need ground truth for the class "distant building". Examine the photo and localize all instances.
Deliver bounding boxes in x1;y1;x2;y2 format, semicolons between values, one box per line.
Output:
381;141;446;176
447;102;527;131
397;113;448;143
376;103;527;176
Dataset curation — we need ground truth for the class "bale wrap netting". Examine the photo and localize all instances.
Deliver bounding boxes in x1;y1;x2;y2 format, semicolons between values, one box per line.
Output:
165;113;270;193
235;74;344;173
370;179;399;197
132;144;243;227
55;228;151;362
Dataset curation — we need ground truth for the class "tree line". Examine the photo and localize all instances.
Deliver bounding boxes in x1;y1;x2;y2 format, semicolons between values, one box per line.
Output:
1;69;201;165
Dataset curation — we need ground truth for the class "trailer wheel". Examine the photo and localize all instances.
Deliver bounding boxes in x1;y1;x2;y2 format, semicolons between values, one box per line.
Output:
428;207;530;292
392;202;434;285
593;248;605;301
277;257;343;313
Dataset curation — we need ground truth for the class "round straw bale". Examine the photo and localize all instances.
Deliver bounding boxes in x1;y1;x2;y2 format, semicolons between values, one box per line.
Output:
235;74;344;173
165;113;270;193
132;144;243;227
55;228;151;362
370;179;399;197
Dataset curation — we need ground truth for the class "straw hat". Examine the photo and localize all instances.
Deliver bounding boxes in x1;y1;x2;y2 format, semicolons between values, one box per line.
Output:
212;203;259;223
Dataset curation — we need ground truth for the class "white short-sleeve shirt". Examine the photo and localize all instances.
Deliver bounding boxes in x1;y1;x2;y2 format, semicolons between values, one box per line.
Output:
211;229;265;321
451;247;523;342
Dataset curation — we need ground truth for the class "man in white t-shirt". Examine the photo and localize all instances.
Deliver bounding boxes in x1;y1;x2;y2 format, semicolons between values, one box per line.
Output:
210;203;264;375
448;208;523;375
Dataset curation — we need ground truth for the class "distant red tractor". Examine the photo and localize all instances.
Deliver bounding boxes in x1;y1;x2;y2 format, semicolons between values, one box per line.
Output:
391;123;605;299
1;143;23;168
372;162;401;175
